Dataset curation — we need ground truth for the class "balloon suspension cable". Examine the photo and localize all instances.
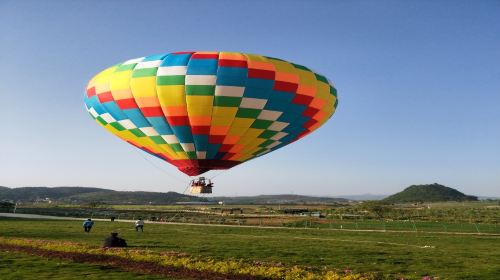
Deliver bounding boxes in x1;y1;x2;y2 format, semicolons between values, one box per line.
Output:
209;169;228;180
133;149;185;184
182;180;193;195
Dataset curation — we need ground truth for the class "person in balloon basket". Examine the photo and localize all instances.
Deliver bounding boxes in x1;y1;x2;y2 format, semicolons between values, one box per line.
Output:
135;218;144;232
102;232;127;248
83;218;94;233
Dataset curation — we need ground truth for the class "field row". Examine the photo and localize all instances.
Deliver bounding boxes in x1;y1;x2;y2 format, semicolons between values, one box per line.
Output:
0;237;370;280
7;207;500;234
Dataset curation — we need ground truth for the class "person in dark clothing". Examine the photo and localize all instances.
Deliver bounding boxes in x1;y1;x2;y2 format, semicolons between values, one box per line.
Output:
83;218;94;233
102;232;127;248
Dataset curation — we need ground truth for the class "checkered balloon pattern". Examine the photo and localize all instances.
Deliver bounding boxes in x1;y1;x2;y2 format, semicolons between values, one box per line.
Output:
84;52;338;176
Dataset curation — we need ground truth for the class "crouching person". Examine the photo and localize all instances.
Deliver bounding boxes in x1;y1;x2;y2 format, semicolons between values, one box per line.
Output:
102;232;127;248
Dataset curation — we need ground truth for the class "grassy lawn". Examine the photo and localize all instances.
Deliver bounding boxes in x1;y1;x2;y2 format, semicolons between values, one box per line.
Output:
306;219;499;234
0;248;173;280
1;217;499;279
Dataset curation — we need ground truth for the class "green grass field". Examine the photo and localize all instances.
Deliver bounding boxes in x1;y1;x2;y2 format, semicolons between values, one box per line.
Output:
1;217;499;279
292;219;499;234
11;201;499;234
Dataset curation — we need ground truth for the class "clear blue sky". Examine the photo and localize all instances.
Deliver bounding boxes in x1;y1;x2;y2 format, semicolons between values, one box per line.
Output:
1;0;499;196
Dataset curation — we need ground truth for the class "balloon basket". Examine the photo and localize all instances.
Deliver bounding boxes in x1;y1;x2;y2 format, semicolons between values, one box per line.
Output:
189;177;214;194
189;185;213;194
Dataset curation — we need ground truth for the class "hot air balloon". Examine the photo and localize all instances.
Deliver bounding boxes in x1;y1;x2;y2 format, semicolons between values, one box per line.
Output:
84;52;337;193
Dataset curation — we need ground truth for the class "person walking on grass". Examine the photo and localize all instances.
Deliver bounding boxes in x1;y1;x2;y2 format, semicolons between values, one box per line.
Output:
135;217;144;232
83;218;94;233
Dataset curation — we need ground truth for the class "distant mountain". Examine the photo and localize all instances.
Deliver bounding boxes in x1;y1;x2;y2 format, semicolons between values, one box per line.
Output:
383;183;478;203
477;196;500;200
0;187;206;204
338;194;388;201
210;194;348;204
0;187;105;201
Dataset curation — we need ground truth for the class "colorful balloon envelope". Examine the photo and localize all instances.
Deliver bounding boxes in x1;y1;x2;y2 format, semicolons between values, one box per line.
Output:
84;52;338;176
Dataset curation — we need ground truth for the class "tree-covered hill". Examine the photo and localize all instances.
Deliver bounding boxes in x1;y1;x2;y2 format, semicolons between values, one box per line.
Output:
0;187;206;204
0;187;349;205
383;183;477;203
0;187;105;201
67;190;206;204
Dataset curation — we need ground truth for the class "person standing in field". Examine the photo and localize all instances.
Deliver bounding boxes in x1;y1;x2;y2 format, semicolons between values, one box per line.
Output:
83;218;94;233
135;217;144;232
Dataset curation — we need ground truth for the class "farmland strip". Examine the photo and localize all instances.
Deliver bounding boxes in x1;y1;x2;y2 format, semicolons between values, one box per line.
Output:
0;243;263;280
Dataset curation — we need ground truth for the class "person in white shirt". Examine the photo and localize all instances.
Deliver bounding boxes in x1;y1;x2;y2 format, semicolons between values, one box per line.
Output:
135;218;144;232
